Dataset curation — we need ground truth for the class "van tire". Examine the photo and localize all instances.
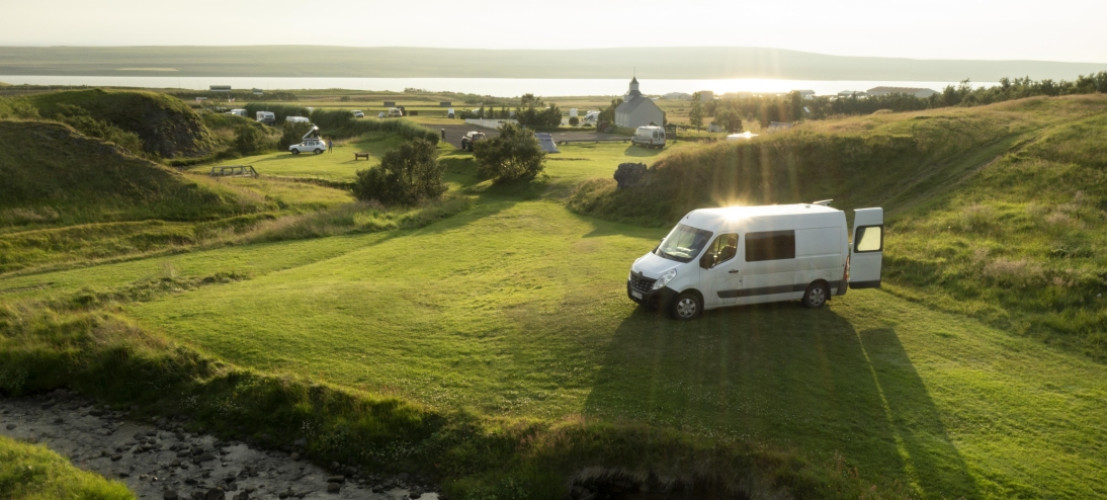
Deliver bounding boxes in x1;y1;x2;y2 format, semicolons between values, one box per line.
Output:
802;281;830;308
669;291;702;320
290;149;300;155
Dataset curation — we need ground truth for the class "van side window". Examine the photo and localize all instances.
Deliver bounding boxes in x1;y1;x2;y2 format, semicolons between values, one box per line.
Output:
704;233;738;267
854;225;883;252
745;230;796;261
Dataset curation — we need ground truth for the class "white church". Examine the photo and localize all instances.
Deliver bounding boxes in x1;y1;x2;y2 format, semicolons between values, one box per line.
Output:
615;77;665;129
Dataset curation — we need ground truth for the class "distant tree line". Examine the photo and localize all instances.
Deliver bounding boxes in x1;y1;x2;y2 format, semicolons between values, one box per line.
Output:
693;71;1107;131
457;93;562;129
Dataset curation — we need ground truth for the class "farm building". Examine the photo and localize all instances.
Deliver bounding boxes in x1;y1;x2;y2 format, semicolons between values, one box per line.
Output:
615;77;665;129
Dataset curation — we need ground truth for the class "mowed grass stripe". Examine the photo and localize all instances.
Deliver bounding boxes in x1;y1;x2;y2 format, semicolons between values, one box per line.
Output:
128;200;655;416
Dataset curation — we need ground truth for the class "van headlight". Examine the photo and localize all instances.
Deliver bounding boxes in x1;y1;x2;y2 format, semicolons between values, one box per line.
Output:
652;268;677;290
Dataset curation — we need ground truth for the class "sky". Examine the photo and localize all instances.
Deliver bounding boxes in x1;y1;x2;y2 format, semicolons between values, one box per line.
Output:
3;0;1106;63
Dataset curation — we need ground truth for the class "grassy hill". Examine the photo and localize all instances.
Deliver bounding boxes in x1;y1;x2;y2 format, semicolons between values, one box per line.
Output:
0;121;251;225
25;89;215;160
0;119;271;273
2;94;1106;499
571;95;1107;359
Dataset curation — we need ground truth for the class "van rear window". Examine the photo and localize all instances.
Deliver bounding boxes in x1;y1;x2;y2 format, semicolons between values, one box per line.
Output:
745;230;796;261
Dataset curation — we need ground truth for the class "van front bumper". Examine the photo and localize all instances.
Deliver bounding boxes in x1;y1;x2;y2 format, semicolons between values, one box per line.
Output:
627;280;676;309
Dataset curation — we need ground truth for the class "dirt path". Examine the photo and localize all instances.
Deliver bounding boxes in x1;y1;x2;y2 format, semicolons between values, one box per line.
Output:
1;390;438;500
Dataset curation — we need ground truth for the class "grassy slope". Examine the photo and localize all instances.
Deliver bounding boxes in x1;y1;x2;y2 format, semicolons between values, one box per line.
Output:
0;436;134;500
571;95;1107;359
0;120;271;273
27;89;214;159
3;97;1106;498
0;120;244;224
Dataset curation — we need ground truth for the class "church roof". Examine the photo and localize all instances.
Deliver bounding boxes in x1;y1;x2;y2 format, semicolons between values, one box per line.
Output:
616;94;659;114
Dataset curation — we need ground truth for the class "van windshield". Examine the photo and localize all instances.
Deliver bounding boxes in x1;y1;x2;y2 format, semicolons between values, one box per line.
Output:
654;224;712;263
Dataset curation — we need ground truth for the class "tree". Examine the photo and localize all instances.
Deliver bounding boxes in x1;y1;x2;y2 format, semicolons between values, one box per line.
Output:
515;94;562;128
353;138;445;205
713;107;743;133
689;92;704;130
473;123;545;183
597;98;622;132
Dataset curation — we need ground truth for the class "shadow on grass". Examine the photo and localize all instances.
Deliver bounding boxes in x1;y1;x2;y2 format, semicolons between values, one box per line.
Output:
583;302;978;498
623;145;666;158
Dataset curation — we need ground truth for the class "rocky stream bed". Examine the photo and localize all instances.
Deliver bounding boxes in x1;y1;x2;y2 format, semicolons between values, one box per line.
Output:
0;390;439;500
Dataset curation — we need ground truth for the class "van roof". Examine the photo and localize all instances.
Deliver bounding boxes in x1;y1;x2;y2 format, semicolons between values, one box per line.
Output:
681;203;842;231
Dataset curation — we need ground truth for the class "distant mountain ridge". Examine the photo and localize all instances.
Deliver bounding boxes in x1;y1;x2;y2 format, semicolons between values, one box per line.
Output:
1;45;1103;82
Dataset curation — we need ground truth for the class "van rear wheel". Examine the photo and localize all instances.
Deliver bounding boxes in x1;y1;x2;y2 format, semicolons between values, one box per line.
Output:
802;282;830;308
669;291;702;320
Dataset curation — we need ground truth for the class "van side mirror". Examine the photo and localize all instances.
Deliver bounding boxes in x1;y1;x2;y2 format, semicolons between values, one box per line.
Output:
700;253;717;269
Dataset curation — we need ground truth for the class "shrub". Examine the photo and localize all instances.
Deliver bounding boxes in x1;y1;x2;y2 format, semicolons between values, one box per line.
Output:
233;121;272;155
473;123;546;183
353;138;445;205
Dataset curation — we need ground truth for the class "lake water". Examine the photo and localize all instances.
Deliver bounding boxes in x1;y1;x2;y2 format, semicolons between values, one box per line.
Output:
0;75;993;97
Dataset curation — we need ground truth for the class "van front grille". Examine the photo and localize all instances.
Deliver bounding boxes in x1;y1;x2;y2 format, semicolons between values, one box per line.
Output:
629;273;656;294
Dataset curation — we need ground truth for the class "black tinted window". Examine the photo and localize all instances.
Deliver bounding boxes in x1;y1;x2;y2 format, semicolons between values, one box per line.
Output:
745;231;796;261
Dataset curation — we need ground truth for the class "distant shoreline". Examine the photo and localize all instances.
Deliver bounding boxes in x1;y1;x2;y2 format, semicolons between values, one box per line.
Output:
0;75;998;98
1;46;1102;82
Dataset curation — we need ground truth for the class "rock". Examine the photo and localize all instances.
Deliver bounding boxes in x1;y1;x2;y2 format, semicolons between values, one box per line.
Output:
614;162;648;189
163;490;179;500
327;482;341;494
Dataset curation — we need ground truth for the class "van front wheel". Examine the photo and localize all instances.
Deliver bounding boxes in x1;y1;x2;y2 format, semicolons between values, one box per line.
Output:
669;291;702;320
802;282;830;308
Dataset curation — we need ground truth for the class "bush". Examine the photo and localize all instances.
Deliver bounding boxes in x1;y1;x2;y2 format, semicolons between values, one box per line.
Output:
353;138;445;205
233;121;272;155
473;123;546;183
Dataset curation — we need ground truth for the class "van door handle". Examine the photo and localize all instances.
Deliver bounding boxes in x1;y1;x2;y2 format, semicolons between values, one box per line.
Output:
729;269;740;274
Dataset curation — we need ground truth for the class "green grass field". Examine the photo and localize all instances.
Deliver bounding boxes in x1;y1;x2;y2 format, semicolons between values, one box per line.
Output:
3;92;1106;499
5;175;1104;499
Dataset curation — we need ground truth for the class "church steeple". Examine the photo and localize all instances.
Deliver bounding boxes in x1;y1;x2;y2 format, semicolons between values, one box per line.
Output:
626;76;642;98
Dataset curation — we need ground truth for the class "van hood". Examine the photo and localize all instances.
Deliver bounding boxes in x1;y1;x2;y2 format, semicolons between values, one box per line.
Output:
631;252;681;278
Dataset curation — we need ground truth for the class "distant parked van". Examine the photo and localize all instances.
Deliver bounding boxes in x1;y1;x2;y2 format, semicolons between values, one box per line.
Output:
387;107;404;118
632;125;666;148
256;111;276;125
286;116;311;125
627;201;884;319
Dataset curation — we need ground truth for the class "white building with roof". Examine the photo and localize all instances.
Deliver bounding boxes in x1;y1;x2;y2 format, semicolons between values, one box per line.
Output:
615;77;665;129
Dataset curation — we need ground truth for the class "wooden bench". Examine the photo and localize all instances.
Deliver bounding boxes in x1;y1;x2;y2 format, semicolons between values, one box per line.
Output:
354;152;370;161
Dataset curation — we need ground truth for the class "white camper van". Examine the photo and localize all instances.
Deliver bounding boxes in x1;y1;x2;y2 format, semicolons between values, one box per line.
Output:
632;125;666;148
627;201;884;319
